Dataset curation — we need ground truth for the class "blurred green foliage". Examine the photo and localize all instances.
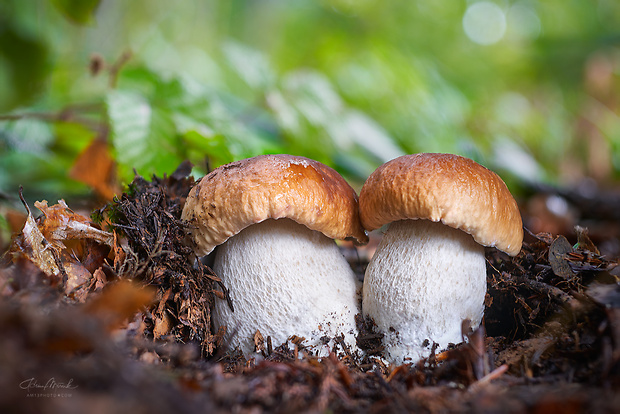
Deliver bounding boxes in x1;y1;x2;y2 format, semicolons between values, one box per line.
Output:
1;0;620;207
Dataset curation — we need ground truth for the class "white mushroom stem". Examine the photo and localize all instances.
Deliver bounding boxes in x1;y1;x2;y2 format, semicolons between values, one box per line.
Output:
362;219;486;365
213;218;361;356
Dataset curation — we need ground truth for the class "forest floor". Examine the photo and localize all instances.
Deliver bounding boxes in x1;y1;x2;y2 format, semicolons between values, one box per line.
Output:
1;164;619;413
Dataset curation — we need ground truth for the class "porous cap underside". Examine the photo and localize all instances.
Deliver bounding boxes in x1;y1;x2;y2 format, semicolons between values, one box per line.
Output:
359;153;523;256
182;154;369;255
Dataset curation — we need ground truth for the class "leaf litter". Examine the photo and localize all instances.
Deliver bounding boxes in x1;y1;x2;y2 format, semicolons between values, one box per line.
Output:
1;164;619;413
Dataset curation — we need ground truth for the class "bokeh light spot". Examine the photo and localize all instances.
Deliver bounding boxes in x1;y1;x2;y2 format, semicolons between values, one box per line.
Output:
462;1;507;45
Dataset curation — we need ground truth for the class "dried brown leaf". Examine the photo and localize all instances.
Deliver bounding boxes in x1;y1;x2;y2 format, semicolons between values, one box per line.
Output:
92;267;107;291
63;259;92;302
549;235;575;279
34;200;113;247
17;209;61;277
254;330;265;353
575;225;600;255
69;137;120;200
84;280;155;330
154;312;172;339
4;208;26;234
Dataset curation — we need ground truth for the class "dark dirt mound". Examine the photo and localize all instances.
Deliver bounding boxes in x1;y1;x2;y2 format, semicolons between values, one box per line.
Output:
1;166;619;413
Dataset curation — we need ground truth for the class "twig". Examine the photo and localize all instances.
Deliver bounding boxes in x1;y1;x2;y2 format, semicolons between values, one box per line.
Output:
469;364;508;392
0;109;104;131
108;50;133;88
510;274;577;307
18;186;31;216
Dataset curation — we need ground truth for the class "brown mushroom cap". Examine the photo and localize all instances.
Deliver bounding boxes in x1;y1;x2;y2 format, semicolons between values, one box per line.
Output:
182;154;369;256
359;153;523;256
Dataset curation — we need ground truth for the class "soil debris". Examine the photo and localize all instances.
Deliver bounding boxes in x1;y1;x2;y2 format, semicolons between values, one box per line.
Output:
1;165;620;413
95;160;220;356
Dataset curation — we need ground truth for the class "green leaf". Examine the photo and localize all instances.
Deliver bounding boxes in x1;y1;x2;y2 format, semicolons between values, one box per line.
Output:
0;119;54;153
281;70;343;129
50;0;101;25
52;122;94;155
223;41;276;91
106;90;182;179
329;110;404;163
0;17;49;111
183;129;233;167
116;66;162;99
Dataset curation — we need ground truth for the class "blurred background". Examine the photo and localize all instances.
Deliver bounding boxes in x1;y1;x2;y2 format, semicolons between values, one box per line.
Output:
1;0;620;248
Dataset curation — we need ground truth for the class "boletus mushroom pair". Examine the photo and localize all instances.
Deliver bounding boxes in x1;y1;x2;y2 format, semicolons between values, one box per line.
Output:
182;153;523;363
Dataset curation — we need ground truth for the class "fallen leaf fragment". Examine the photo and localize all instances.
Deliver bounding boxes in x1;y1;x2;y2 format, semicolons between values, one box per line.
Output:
85;279;156;331
69;137;120;200
548;235;575;279
254;330;265;354
16;199;62;277
153;312;172;339
34;199;114;248
64;260;93;296
4;208;27;234
574;225;600;255
92;267;107;291
11;193;115;303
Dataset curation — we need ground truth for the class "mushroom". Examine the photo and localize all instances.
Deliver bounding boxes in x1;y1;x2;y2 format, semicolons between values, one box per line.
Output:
182;154;368;356
359;153;523;364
